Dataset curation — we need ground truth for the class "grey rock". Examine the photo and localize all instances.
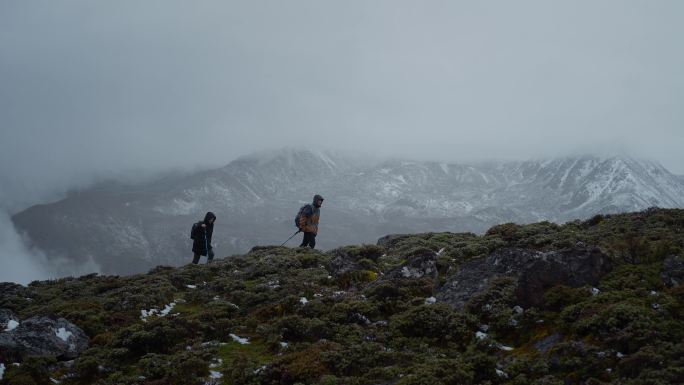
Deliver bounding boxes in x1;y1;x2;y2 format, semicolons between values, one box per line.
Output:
437;248;540;309
376;234;410;250
384;252;438;281
329;248;363;277
0;309;19;331
437;246;613;309
516;247;613;308
534;333;563;354
662;255;684;288
0;315;89;360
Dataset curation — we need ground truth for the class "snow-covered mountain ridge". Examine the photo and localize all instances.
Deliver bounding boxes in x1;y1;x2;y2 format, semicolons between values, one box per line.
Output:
12;149;684;275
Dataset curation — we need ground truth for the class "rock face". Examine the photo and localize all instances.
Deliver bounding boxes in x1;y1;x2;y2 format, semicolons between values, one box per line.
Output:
437;246;613;309
0;309;19;331
329;249;363;278
515;247;613;307
0;313;89;360
661;255;684;288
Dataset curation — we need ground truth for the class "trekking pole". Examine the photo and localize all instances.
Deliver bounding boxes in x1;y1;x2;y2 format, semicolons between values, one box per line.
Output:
280;230;301;247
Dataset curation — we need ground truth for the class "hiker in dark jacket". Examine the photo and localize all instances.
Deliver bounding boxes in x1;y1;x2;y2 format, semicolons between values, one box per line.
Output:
299;194;323;249
191;211;216;264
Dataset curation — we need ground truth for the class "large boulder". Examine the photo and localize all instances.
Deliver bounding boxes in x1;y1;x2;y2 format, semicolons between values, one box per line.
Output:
437;246;613;309
0;313;89;360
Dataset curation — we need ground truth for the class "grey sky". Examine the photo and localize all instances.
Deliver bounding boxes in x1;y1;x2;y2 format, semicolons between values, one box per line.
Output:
1;0;684;207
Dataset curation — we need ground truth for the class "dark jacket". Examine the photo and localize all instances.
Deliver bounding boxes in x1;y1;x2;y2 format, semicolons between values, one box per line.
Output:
191;212;216;256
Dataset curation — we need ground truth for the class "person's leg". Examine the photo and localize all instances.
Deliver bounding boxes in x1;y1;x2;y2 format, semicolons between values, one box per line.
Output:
207;250;214;264
301;232;316;248
300;232;310;247
192;253;200;264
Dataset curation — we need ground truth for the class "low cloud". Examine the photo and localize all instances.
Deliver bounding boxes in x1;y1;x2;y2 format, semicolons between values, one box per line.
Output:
0;212;50;284
0;211;101;285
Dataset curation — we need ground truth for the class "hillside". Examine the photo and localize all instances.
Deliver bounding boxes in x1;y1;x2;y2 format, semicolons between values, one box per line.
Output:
11;149;684;276
1;208;683;385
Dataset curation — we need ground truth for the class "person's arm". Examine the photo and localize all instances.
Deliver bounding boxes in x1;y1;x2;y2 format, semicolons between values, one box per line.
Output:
299;205;312;229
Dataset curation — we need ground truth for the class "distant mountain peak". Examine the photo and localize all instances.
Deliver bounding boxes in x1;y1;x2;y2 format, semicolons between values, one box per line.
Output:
12;149;684;275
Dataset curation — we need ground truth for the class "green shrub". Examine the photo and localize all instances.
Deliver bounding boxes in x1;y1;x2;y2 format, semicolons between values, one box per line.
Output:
396;358;474;385
390;303;475;346
277;315;333;342
111;317;200;357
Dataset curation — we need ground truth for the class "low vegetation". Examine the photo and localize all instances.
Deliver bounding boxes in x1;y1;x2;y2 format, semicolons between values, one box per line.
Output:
1;208;683;384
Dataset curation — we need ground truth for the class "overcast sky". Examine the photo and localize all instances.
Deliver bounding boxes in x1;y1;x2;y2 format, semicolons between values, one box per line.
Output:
1;1;683;282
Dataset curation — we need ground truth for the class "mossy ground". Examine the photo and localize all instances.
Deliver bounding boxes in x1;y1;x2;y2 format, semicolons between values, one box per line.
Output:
1;208;683;384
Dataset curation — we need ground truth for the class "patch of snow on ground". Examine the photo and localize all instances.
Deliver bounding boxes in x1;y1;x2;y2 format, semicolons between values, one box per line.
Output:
4;319;19;331
210;371;223;379
186;285;197;289
140;301;177;321
254;365;267;374
424;297;437;305
55;327;73;342
476;331;488;340
496;369;508;378
160;302;176;316
209;359;223;369
140;309;158;321
230;334;250;345
280;342;289;348
300;297;308;305
591;287;600;296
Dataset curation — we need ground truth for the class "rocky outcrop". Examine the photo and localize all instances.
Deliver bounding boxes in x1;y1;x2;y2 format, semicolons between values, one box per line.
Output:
329;249;363;278
515;247;613;307
661;255;684;288
437;246;613;309
437;248;539;309
376;234;410;250
0;313;89;361
0;309;19;331
383;252;438;282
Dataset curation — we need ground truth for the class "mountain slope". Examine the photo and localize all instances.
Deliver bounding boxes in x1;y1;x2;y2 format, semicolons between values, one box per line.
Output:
12;150;684;275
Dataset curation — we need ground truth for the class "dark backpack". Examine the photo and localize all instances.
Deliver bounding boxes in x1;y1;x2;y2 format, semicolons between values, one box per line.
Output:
190;222;201;239
294;204;311;228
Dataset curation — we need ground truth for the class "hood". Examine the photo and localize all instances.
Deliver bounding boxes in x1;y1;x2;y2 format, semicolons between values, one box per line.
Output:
203;211;216;224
